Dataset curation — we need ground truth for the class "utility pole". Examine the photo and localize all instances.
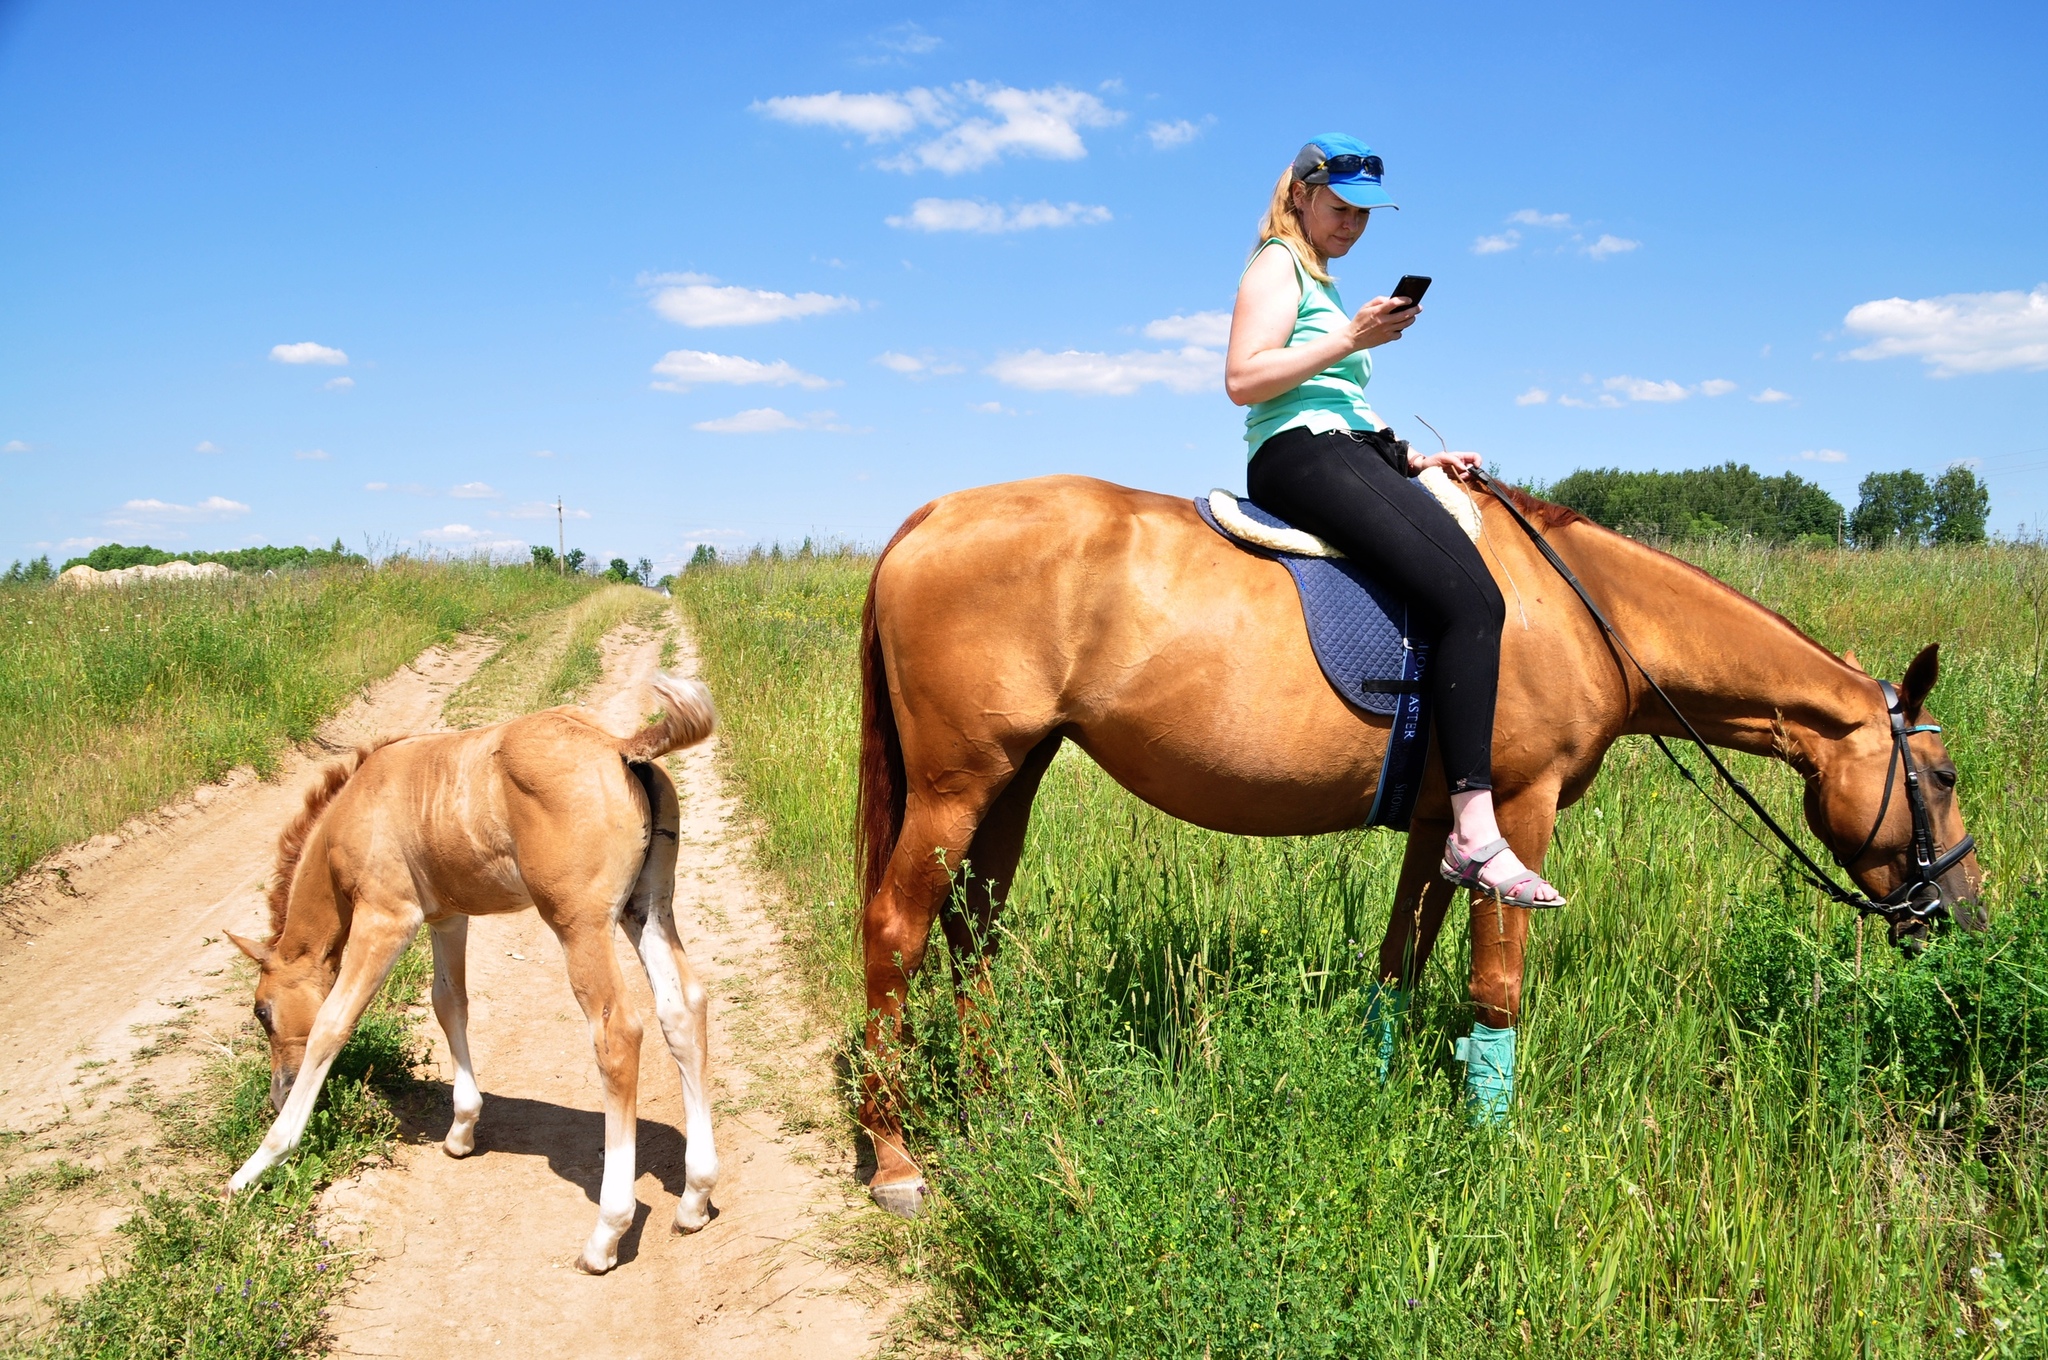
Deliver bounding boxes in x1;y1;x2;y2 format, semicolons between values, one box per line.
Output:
556;496;565;574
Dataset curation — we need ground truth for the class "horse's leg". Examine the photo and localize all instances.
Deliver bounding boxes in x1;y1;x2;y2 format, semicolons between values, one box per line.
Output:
1457;791;1561;1124
429;915;484;1157
860;779;1008;1216
1369;815;1458;1078
942;735;1061;1081
547;911;646;1274
618;765;718;1236
229;899;423;1191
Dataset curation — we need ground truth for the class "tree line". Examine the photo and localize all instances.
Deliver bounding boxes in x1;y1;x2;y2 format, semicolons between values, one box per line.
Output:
1536;462;1991;547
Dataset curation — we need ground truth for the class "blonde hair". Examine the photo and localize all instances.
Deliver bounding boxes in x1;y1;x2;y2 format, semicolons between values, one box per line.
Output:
1252;168;1335;285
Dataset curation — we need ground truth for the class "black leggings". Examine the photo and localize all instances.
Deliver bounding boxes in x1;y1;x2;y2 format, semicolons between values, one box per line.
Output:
1247;426;1505;794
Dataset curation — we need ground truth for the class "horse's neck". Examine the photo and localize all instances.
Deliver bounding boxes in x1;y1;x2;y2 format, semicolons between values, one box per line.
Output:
276;832;348;966
1556;524;1876;771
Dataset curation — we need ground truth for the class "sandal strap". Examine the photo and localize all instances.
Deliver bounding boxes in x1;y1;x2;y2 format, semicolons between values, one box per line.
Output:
1460;837;1511;868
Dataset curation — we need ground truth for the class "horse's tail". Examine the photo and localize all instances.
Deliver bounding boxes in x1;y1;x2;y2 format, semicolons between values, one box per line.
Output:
608;671;718;764
857;503;936;905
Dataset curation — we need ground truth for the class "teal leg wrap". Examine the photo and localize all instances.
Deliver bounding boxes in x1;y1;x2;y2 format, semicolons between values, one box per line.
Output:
1364;983;1409;1083
1453;1023;1516;1125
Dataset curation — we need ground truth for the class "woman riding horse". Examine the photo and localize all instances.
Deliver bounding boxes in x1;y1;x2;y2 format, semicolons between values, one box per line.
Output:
1226;133;1564;908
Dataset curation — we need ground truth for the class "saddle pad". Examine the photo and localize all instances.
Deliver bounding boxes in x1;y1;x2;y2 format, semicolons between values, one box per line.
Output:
1195;493;1432;829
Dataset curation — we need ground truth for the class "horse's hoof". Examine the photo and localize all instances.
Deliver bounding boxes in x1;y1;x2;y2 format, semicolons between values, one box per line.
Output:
441;1133;474;1159
573;1249;616;1276
673;1193;713;1235
869;1178;927;1220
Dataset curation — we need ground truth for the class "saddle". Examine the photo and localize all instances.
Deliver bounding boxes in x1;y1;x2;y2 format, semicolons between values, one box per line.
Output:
1193;469;1480;829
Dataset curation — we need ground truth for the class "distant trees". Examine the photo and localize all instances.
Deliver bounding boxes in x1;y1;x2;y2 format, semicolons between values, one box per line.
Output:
2;556;54;584
56;540;364;574
688;545;719;571
1542;463;1844;544
530;545;558;570
1848;466;1989;547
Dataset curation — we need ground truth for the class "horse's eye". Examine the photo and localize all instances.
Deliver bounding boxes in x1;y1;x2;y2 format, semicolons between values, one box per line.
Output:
253;1002;274;1034
1933;768;1958;790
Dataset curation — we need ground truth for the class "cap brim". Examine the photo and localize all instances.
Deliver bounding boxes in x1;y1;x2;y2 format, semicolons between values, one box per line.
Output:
1327;181;1397;210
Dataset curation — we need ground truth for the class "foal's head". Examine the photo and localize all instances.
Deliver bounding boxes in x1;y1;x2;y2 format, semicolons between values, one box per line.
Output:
1806;643;1985;942
227;752;365;1110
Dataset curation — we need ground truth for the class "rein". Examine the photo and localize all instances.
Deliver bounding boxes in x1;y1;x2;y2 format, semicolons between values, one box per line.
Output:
1469;472;1973;937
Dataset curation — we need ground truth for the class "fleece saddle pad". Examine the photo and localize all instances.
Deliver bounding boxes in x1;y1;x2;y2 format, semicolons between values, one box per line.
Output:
1194;492;1432;830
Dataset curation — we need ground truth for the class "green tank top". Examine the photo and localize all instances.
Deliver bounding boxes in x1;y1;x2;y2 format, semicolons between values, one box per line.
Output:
1242;239;1384;456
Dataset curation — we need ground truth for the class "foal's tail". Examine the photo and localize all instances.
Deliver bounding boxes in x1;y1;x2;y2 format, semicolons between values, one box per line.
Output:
611;671;718;764
856;503;935;905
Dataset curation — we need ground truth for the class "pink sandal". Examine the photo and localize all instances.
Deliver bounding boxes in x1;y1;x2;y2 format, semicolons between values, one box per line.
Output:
1440;837;1567;909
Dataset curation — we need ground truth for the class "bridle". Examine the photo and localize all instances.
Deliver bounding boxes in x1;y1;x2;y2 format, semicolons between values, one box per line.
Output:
1471;472;1974;943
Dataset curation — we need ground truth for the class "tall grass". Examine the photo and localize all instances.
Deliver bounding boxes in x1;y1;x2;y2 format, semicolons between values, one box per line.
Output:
442;582;666;728
678;540;2048;1357
0;561;594;887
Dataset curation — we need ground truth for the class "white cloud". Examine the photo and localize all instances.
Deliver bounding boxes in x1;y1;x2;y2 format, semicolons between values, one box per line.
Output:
756;82;1122;174
650;350;834;391
1509;209;1574;228
365;482;389;491
1146;118;1203;149
194;440;221;453
1605;375;1689;402
1144;311;1232;348
1586;234;1640;260
988;345;1221;396
886;197;1111;232
1697;379;1738;397
875;351;927;374
270;341;348;366
645;273;858;327
418;524;529;557
1797;449;1848;463
691;407;853;434
450;481;502;499
58;536;108;550
969;400;1017;415
1472;230;1520;255
531;449;554;458
4;439;29;453
1514;386;1550;406
325;376;354;391
1751;388;1794;403
109;495;251;526
1842;285;2048;377
293;448;329;460
1559;394;1622;409
858;21;941;63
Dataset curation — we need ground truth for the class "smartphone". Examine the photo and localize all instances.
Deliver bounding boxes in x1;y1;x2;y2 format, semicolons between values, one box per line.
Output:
1388;275;1432;311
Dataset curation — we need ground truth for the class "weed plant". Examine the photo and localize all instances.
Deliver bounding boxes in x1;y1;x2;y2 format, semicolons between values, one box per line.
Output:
1;944;431;1359
679;539;2048;1357
0;560;593;887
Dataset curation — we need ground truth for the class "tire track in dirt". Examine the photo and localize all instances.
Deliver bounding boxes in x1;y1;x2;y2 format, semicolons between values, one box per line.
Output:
0;636;497;1323
319;614;896;1358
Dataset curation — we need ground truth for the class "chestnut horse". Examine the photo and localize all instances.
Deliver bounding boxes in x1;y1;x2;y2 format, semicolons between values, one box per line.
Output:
227;672;718;1274
853;474;1983;1217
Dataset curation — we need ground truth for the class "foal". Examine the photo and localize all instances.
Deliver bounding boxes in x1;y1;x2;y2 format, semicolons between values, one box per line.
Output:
227;672;718;1275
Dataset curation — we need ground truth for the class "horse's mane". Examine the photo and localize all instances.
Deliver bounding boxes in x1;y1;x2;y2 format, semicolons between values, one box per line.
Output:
265;739;398;940
1494;482;1588;532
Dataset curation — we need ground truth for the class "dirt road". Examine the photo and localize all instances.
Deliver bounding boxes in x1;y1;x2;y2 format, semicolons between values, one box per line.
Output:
0;620;894;1356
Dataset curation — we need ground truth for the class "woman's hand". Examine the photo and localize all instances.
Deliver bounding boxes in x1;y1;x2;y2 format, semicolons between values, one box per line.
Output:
1348;296;1421;351
1407;448;1483;479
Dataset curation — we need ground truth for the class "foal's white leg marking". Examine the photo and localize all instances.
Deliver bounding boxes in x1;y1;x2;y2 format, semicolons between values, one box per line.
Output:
625;897;719;1233
430;916;482;1157
556;922;643;1275
229;913;421;1192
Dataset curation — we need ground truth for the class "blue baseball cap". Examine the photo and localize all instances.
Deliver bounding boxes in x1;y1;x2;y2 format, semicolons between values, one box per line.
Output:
1290;133;1397;210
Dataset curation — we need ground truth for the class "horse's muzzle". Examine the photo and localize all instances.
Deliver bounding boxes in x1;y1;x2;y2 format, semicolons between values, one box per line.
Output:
270;1067;297;1113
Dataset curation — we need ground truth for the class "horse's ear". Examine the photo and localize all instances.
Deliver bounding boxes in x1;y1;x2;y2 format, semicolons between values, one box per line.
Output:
1842;649;1863;673
1900;643;1940;718
225;931;273;965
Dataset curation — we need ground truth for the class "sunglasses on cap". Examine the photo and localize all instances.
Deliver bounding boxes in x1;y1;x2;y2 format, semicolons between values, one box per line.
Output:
1298;153;1384;184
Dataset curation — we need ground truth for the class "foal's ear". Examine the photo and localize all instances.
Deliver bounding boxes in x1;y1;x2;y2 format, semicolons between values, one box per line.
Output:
225;931;273;965
1900;643;1941;718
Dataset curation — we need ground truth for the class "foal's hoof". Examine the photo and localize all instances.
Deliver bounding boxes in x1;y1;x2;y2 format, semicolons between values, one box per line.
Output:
573;1248;617;1276
672;1192;714;1235
868;1177;927;1220
441;1133;474;1159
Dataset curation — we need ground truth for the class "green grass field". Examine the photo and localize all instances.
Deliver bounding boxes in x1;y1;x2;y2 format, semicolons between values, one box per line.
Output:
678;539;2048;1358
0;560;595;889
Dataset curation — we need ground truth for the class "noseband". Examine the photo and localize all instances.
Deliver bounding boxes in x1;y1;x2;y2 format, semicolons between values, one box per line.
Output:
1475;474;1973;943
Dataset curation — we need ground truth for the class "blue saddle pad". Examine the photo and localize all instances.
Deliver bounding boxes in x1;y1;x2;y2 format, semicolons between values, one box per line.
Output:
1194;493;1432;829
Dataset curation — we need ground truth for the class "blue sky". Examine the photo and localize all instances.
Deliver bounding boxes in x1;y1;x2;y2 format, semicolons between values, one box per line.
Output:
3;0;2043;572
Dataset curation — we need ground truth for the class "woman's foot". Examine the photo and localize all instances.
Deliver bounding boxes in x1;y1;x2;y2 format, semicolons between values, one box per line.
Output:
1441;833;1565;907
